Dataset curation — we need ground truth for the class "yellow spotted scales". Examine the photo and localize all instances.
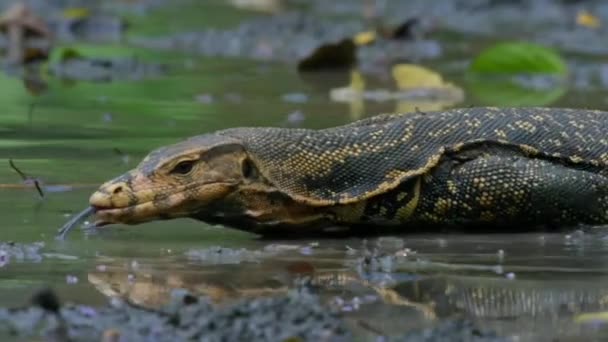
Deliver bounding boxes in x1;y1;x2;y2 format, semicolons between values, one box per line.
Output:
85;107;608;235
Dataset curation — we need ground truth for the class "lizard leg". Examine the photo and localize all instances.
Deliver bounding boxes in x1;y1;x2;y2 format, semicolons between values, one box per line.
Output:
413;154;608;228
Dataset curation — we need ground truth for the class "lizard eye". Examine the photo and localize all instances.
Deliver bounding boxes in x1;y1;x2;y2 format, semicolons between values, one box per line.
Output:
170;160;195;175
242;158;257;179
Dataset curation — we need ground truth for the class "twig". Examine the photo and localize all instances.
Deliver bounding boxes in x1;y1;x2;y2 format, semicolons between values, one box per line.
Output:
414;106;427;115
357;319;385;336
8;159;44;198
0;183;97;189
28;102;35;126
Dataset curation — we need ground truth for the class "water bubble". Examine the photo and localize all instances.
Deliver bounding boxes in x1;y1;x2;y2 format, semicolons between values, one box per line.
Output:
130;260;139;270
497;249;505;262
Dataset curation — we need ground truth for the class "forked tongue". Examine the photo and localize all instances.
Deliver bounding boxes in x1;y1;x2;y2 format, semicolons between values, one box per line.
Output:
55;206;96;240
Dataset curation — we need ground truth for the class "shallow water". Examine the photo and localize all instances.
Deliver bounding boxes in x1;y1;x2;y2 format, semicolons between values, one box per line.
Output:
2;1;608;341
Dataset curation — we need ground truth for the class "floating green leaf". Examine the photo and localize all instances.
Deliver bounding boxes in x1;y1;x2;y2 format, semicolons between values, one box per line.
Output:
470;42;568;76
467;77;566;107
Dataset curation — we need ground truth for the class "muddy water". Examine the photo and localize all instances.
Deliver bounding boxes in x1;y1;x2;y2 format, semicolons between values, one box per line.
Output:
1;1;608;341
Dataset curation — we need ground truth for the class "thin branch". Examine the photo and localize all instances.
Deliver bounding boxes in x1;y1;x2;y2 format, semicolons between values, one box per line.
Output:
8;159;44;198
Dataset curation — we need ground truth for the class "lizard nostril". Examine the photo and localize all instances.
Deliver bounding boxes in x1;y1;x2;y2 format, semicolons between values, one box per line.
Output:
112;186;123;195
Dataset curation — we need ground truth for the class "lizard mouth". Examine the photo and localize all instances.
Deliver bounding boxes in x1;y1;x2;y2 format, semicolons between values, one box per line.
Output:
89;181;238;227
91;201;161;226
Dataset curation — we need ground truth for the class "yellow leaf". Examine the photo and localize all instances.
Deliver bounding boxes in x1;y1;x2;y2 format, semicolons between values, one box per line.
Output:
350;70;365;91
329;70;366;120
391;64;447;90
353;31;377;46
63;7;90;20
576;10;600;29
575;311;608;324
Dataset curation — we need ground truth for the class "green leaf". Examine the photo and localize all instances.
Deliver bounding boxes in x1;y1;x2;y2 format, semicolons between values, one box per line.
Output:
466;77;566;107
470;42;568;76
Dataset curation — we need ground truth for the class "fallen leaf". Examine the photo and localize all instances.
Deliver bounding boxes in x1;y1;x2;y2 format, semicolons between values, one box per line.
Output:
62;7;90;21
469;41;567;76
576;10;600;29
329;70;365;102
387;18;422;40
575;311;608;324
353;31;376;46
297;38;356;72
329;70;366;120
391;64;446;89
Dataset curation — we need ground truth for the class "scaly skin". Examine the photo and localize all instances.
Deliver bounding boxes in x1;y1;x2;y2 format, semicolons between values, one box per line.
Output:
89;107;608;235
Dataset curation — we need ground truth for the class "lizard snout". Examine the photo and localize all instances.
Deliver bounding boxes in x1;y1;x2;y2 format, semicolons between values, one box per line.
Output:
89;180;134;209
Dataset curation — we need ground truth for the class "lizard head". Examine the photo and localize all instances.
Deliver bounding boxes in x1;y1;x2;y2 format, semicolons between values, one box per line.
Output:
89;133;259;226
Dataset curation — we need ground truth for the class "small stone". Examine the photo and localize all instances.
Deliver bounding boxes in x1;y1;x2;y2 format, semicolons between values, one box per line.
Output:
109;297;122;308
195;93;214;104
282;92;309;103
286;110;305;125
299;246;313;255
66;275;79;284
0;250;8;267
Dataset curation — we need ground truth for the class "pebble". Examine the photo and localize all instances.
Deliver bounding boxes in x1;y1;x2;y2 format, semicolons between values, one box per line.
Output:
66;275;79;284
282;92;309;103
0;288;351;342
195;93;214;104
286;110;305;125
